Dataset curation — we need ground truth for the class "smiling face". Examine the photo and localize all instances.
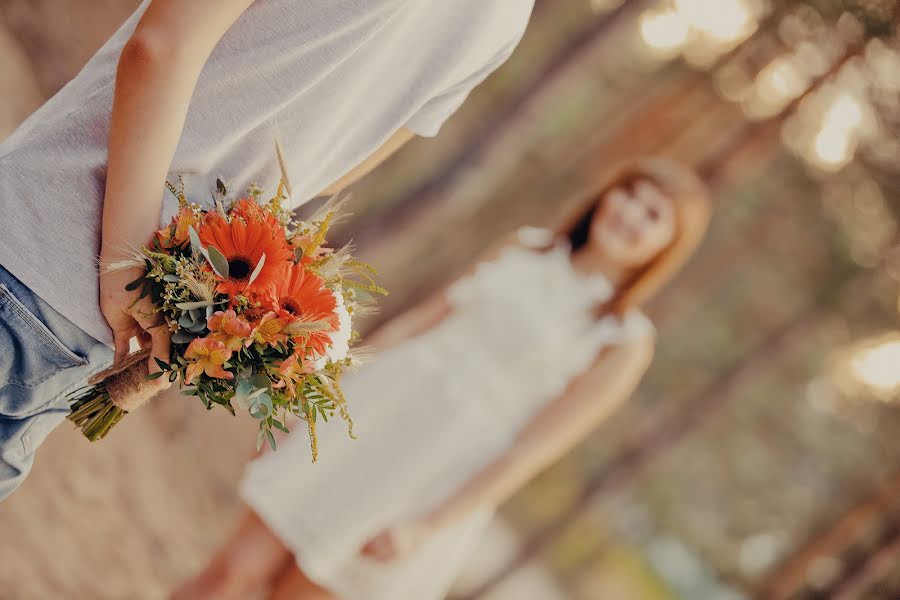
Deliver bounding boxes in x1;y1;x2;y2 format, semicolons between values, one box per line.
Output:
589;179;677;269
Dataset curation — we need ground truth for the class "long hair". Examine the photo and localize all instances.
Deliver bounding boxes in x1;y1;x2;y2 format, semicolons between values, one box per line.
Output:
556;157;711;315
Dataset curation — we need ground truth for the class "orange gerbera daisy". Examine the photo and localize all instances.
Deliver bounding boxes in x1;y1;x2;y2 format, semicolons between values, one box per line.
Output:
199;204;293;297
266;264;338;356
230;198;282;229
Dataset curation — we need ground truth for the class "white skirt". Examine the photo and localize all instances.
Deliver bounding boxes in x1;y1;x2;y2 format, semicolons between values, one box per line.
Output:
240;332;508;600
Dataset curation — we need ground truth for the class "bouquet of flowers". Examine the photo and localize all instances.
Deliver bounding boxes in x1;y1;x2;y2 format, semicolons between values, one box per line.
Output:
67;164;384;460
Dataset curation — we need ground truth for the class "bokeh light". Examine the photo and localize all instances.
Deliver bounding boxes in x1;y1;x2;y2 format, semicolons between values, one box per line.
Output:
833;332;900;402
673;0;755;43
639;8;689;54
850;336;900;397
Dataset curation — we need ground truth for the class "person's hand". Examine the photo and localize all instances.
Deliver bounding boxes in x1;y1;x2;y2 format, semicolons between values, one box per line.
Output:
99;265;172;378
360;522;430;562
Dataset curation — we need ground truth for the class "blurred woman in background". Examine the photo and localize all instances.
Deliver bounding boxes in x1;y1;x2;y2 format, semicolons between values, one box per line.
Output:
175;157;711;600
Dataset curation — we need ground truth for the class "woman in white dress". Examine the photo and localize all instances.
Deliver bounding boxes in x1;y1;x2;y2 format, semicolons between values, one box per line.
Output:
174;157;711;600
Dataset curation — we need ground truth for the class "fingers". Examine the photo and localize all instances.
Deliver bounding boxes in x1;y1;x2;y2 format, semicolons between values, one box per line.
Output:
137;330;153;352
126;296;172;376
360;538;378;558
148;326;172;376
128;295;163;331
112;325;139;363
361;532;397;562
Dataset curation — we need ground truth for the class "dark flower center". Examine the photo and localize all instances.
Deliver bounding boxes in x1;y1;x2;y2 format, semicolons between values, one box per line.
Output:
280;298;301;315
228;256;253;280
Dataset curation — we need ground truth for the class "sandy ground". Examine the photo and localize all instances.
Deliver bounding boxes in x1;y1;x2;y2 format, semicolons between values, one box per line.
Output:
0;398;257;599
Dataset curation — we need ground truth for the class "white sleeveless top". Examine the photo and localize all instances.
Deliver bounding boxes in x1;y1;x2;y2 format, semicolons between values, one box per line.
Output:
0;0;533;345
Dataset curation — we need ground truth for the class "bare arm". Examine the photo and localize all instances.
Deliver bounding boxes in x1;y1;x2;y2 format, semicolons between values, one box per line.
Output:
102;0;257;263
100;0;257;366
320;128;415;196
423;332;655;529
99;0;415;368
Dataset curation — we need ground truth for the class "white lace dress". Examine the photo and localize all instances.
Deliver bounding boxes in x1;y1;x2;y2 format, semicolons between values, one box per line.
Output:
240;229;653;599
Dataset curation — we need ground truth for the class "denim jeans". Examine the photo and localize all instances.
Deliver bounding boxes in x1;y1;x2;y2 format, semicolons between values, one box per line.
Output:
0;263;113;501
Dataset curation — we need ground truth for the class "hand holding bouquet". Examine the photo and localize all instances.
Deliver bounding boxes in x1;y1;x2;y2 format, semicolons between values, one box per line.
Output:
69;171;384;460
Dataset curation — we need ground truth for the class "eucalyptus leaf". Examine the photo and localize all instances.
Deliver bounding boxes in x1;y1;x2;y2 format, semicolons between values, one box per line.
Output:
249;393;273;419
204;245;229;279
186;321;207;333
175;300;214;310
188;226;202;258
171;331;195;344
233;379;253;410
247;253;266;286
256;429;266;452
266;429;276;451
247;387;268;401
251;373;272;392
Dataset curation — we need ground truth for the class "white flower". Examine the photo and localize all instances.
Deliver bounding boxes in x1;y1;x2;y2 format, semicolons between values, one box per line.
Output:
315;288;352;369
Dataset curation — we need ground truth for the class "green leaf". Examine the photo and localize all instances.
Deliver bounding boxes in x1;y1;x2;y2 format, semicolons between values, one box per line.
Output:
154;357;170;371
216;177;227;196
247;253;266;287
204;244;229;279
171;331;195;344
249;393;273;419
251;373;272;392
266;429;276;451
256;429;266;452
272;420;290;434
186;321;207;333
175;300;214;310
125;275;145;291
188;225;203;257
233;379;253;410
145;371;164;380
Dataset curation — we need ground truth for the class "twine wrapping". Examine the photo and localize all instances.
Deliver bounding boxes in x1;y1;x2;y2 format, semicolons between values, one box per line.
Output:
88;350;161;412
